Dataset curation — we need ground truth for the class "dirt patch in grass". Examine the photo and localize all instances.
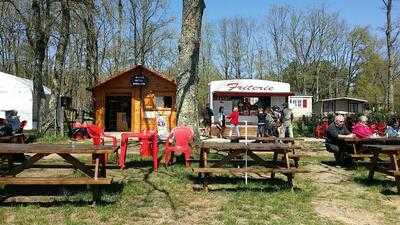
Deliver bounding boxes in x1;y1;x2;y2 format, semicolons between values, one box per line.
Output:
302;149;398;225
313;200;383;225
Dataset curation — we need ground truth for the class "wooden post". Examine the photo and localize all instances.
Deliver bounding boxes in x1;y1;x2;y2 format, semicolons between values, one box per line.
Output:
245;121;248;185
202;148;208;191
94;155;99;180
60;106;65;136
92;185;100;207
368;153;379;180
271;152;278;179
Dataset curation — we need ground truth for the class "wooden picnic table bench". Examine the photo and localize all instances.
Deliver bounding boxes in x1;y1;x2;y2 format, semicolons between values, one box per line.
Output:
363;144;400;193
226;136;302;164
0;143;117;204
340;137;400;160
227;136;298;144
0;134;25;143
194;142;308;190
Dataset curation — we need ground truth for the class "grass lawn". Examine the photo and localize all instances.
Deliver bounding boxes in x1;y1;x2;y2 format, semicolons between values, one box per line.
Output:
0;141;399;225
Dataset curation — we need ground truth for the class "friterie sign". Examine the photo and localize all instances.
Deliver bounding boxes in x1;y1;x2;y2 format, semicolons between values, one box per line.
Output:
226;82;274;92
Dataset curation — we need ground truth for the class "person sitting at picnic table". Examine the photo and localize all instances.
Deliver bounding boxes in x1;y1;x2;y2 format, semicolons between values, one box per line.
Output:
385;117;400;137
352;115;375;139
227;106;240;137
326;115;355;164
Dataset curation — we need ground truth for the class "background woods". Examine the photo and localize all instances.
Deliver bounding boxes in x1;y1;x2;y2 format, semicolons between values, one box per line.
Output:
0;1;400;131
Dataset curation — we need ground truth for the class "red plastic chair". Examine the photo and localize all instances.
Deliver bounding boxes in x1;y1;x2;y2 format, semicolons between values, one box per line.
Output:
314;121;329;138
369;122;386;136
16;120;27;134
86;124;118;164
163;126;194;167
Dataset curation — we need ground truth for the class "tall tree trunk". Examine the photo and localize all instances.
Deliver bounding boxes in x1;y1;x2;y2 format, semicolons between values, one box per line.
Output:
30;0;51;130
176;0;205;132
384;0;394;112
129;0;138;64
54;0;71;135
83;0;98;111
115;0;123;70
315;63;320;102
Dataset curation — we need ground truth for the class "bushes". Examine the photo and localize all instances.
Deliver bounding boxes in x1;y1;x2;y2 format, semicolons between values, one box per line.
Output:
293;110;396;137
293;115;325;137
32;131;70;144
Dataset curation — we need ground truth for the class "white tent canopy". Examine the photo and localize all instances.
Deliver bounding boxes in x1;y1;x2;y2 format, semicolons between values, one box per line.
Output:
0;71;51;130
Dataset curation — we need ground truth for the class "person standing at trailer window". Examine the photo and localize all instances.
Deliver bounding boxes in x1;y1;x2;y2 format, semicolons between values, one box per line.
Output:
202;103;213;137
216;106;226;138
257;108;267;137
282;103;294;138
227;106;240;137
265;107;274;136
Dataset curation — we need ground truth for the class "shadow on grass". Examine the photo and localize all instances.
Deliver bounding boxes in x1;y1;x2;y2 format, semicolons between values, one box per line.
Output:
188;174;300;193
353;176;398;195
124;160;155;169
0;181;124;206
141;168;179;220
320;160;359;171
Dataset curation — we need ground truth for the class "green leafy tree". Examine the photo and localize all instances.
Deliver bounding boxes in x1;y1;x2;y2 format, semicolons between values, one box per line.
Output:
354;52;386;105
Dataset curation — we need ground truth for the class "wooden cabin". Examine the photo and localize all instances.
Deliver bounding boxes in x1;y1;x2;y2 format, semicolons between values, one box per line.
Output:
313;97;367;115
92;65;177;132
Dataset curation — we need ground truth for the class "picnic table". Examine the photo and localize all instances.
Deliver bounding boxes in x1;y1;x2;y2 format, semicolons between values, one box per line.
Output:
340;137;400;160
227;136;301;165
363;144;400;193
194;142;307;190
0;134;25;143
228;136;298;145
0;143;117;204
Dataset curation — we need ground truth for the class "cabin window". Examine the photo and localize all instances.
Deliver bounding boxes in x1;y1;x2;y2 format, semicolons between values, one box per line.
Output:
156;96;173;108
290;99;304;108
323;101;334;112
303;99;307;108
350;103;358;113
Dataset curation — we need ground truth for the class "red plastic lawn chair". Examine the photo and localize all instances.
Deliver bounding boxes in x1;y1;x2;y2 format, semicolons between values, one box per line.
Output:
369;122;386;137
86;124;118;164
162;126;194;167
314;121;329;138
16;120;27;134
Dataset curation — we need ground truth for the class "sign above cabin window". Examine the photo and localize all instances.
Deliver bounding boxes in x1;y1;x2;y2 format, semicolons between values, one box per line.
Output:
131;74;149;86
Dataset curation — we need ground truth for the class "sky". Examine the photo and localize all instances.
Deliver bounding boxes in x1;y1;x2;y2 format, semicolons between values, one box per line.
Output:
169;0;398;36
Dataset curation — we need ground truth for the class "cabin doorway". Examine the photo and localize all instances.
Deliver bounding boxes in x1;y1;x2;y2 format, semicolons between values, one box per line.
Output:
105;96;131;131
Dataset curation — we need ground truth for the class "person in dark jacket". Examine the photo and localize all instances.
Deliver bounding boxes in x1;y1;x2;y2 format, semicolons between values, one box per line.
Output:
325;115;355;165
202;103;214;137
257;108;267;137
216;106;226;138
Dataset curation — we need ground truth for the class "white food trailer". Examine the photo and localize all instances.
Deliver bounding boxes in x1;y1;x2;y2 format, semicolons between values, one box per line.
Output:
0;71;51;129
209;79;294;124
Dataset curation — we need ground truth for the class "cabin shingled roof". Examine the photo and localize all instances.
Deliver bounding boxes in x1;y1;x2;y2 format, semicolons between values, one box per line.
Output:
91;65;176;89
